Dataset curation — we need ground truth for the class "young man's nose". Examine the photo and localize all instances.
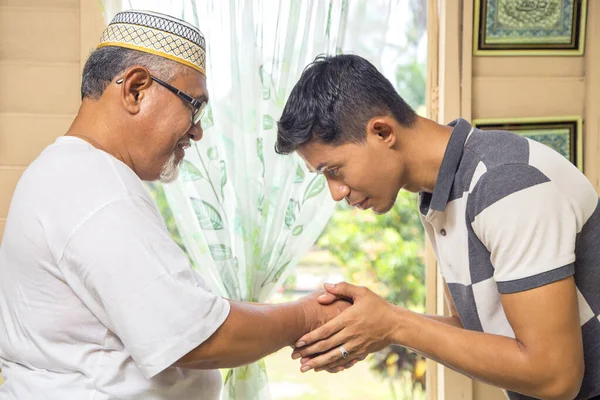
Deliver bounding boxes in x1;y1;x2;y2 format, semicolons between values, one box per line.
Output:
327;179;349;202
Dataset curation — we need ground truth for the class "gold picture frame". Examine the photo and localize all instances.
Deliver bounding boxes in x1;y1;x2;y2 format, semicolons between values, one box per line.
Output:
473;0;588;56
472;116;583;171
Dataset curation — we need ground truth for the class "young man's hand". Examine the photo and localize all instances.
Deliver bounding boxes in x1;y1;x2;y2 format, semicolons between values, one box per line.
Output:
292;282;400;373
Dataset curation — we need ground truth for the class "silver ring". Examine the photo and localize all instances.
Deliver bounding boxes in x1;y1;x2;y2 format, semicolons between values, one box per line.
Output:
339;346;350;359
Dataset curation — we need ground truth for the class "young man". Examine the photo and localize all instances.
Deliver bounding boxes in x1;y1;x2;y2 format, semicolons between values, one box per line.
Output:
277;54;600;400
0;11;349;400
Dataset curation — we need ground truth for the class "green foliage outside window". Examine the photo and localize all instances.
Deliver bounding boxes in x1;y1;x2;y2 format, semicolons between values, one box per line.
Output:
317;191;427;394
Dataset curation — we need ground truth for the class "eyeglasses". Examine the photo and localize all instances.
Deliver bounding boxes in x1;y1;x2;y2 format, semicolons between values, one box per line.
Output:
116;76;207;126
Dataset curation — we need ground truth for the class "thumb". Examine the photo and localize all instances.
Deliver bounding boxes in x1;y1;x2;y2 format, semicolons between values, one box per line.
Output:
324;282;363;300
317;292;339;305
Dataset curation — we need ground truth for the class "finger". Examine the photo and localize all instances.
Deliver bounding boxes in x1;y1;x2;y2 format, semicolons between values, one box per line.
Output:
293;350;323;362
295;350;327;363
322;360;358;373
321;358;360;373
318;355;363;372
291;348;312;360
316;356;354;371
300;351;355;365
314;351;367;372
300;356;311;364
324;282;365;300
317;292;338;305
295;330;347;359
295;315;345;348
300;345;353;372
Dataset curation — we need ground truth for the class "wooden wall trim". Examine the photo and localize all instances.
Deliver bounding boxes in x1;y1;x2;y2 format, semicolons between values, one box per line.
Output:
584;0;600;192
432;0;474;399
425;0;440;398
460;0;473;121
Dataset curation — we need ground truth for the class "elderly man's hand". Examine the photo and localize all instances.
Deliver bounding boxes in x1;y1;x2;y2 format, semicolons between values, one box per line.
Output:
298;290;351;332
292;282;400;374
293;289;359;372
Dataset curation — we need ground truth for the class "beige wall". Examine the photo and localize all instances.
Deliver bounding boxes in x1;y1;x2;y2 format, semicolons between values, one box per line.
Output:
428;1;600;399
471;5;600;398
0;0;104;242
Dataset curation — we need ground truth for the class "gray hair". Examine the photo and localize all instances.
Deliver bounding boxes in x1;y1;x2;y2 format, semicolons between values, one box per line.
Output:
81;46;186;100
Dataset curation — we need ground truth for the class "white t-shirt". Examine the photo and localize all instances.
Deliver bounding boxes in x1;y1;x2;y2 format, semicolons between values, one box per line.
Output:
0;136;231;400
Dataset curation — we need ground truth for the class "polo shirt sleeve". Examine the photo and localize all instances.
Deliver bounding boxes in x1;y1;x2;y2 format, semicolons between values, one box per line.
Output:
57;196;231;379
466;163;576;294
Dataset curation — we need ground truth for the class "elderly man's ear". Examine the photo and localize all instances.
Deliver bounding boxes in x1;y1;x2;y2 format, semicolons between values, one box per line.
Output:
117;67;154;113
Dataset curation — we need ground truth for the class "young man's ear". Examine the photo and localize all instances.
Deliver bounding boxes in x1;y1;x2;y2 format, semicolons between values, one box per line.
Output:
367;117;396;148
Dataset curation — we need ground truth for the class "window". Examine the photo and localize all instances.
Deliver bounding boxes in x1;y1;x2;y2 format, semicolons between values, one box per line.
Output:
265;2;428;398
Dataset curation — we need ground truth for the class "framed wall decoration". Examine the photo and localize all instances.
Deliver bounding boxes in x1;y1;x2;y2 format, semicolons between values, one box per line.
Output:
473;0;588;56
472;116;583;171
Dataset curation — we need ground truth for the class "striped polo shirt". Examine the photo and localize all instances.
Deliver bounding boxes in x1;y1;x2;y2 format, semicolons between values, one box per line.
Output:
419;118;600;400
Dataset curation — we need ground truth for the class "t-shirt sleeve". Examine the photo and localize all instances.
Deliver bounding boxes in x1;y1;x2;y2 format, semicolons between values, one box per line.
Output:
58;196;231;379
467;163;577;294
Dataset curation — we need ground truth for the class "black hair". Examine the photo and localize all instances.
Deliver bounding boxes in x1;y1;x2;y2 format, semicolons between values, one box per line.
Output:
275;54;416;154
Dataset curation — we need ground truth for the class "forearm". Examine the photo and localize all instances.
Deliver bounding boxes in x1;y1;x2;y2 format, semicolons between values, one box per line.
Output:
176;300;309;369
407;314;462;365
395;309;579;400
423;314;463;328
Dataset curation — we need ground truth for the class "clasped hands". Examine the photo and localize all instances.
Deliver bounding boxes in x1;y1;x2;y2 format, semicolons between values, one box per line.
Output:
294;282;401;374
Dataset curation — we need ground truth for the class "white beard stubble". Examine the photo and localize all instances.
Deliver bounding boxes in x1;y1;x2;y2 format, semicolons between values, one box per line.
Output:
159;152;182;183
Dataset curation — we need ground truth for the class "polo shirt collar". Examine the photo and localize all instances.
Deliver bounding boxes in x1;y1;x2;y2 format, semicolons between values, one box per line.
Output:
427;118;473;212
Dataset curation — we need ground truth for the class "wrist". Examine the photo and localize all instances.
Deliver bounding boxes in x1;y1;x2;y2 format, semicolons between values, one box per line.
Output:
294;296;317;343
387;305;418;345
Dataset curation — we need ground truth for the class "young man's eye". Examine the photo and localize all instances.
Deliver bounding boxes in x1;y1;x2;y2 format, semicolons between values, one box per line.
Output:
327;168;339;177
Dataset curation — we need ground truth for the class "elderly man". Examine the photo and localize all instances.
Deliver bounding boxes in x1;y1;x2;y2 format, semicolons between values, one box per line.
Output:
277;54;600;400
0;11;347;400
